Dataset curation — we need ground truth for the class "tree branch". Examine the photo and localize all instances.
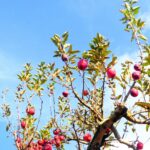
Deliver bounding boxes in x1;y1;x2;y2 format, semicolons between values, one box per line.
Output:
87;105;127;150
124;112;150;125
123;81;136;103
68;71;102;122
112;125;136;150
101;71;106;118
72;122;82;150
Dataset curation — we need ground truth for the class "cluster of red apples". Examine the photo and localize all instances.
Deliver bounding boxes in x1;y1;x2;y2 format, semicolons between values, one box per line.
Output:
16;56;143;149
18;107;66;150
72;58;143;149
76;58;141;98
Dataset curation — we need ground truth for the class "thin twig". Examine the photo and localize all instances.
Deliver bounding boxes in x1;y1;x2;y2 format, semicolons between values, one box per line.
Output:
101;71;106;118
72;122;82;150
123;81;136;103
112;126;136;150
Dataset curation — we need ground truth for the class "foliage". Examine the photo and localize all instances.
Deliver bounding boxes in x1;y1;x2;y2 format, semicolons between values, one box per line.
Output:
1;0;150;150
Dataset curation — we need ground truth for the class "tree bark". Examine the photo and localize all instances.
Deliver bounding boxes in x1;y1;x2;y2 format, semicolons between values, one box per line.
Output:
87;105;127;150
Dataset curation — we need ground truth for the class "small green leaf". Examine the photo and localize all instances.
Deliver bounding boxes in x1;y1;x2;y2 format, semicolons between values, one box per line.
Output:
146;124;150;132
62;32;69;44
133;6;140;15
138;34;147;41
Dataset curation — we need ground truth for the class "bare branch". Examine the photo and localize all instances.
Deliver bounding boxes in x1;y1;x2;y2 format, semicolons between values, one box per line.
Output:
72;122;82;150
112;126;136;150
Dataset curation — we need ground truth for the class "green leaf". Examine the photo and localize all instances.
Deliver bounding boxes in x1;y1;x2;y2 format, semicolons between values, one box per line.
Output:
138;34;147;41
62;32;69;44
146;124;150;132
107;56;117;68
115;95;122;100
124;3;130;11
133;6;140;15
135;102;150;109
70;50;80;55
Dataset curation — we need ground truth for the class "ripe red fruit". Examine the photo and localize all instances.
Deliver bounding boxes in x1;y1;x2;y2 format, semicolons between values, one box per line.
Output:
44;143;52;150
62;91;69;97
105;128;111;134
38;139;45;146
132;71;141;80
83;90;89;96
16;138;22;149
130;88;138;97
61;54;68;62
54;135;60;140
37;145;43;150
137;141;143;150
83;133;92;142
59;135;65;141
26;107;35;115
21;121;26;129
55;139;61;148
134;64;141;71
49;139;56;145
77;59;88;71
16;137;22;143
53;129;61;135
106;68;116;78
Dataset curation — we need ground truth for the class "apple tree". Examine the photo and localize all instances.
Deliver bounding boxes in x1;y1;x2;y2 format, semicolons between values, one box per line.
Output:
1;0;150;150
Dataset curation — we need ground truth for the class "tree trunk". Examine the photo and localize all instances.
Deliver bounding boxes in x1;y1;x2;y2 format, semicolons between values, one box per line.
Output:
87;105;127;150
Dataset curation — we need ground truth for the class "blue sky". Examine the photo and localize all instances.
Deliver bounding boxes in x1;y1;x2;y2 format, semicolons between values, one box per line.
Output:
0;0;150;149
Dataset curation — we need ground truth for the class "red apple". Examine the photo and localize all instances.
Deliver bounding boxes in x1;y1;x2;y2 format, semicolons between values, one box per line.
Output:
26;107;35;115
106;68;116;78
16;137;22;143
59;135;65;141
77;59;88;71
137;141;143;150
16;137;22;149
38;139;45;146
21;121;26;129
83;133;92;142
130;88;138;97
61;54;68;62
49;139;56;145
105;128;111;134
54;135;60;140
37;145;43;150
62;91;69;97
132;71;141;80
53;129;61;135
55;139;61;148
134;64;141;71
83;90;89;96
44;143;52;150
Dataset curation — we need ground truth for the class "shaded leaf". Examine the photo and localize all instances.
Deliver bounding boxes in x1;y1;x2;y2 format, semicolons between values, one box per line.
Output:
135;102;150;109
